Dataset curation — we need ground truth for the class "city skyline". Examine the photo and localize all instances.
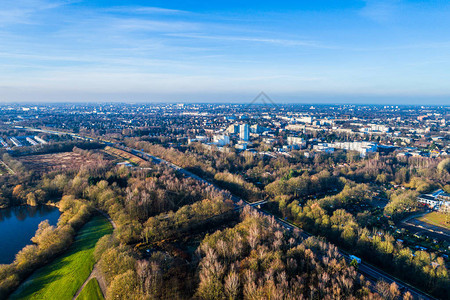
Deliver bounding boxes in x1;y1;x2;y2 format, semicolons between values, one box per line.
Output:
1;1;450;104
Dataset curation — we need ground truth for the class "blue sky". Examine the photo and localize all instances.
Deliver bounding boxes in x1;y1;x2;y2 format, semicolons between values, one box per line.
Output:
1;0;450;104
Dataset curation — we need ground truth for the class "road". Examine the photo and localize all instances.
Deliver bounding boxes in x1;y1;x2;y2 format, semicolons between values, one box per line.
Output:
17;126;435;300
400;212;450;241
124;146;435;300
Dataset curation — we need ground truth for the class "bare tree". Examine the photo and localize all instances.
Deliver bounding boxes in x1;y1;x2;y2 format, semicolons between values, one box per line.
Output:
224;271;239;300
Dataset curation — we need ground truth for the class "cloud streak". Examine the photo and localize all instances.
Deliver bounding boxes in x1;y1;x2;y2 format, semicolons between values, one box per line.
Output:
0;1;450;103
165;33;325;48
0;0;79;26
105;6;188;15
360;0;400;23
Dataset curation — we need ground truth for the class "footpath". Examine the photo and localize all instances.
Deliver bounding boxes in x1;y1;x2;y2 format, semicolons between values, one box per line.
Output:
72;210;116;300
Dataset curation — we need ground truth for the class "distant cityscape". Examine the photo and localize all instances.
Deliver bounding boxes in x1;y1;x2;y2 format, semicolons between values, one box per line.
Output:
1;103;448;158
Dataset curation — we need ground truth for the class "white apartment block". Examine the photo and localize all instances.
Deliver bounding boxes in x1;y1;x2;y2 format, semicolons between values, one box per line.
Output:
213;134;230;146
287;136;306;149
331;141;378;156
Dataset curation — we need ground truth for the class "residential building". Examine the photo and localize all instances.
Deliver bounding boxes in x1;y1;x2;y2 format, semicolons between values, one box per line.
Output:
287;136;306;149
213;134;230;146
240;124;249;141
227;124;239;134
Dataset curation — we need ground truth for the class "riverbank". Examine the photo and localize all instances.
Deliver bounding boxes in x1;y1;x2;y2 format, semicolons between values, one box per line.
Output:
0;205;60;265
10;214;113;299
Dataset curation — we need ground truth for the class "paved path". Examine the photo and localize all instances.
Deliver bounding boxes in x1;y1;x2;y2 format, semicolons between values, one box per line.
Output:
0;160;15;174
96;209;117;229
72;267;106;300
72;210;115;300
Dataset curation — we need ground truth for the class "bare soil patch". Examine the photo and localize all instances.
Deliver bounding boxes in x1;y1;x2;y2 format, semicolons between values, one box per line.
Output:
18;152;105;173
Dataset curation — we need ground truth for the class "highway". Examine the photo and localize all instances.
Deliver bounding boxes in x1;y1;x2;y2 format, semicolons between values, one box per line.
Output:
16;126;435;299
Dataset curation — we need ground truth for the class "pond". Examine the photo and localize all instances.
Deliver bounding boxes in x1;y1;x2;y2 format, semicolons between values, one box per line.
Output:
0;205;60;265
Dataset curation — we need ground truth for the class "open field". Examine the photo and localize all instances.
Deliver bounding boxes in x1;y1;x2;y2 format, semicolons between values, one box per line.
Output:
417;212;450;230
17;152;104;173
10;215;113;300
76;278;104;300
103;146;147;165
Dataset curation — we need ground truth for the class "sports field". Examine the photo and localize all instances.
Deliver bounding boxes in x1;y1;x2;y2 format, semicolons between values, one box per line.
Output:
417;212;449;230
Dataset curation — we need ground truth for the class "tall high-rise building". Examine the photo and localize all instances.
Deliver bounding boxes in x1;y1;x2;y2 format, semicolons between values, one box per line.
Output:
240;124;249;141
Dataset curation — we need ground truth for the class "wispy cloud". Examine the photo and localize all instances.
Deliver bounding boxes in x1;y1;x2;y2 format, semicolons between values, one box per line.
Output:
105;6;188;15
1;1;450;102
0;0;78;26
360;0;400;23
111;18;200;32
166;33;325;48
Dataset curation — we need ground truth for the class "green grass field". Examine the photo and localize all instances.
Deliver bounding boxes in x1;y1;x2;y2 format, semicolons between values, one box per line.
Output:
417;212;450;230
10;214;113;300
76;278;104;300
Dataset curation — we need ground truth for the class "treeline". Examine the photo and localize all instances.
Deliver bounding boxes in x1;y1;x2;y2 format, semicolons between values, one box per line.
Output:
337;155;448;192
90;208;397;299
0;154;31;207
384;190;419;220
134;136;450;196
126;139;264;202
126;139;216;179
142;197;234;243
123;168;215;221
0;147;113;208
9;141;104;157
196;208;385;299
94;233;198;299
265;170;341;200
214;172;262;202
84;166;232;244
278;187;449;298
0;196;92;298
126;138;450;207
2;154;25;173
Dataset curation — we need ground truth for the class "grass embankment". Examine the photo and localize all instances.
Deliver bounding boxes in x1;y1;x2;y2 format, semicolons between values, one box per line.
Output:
76;278;104;300
103;146;146;165
10;214;113;300
417;212;450;230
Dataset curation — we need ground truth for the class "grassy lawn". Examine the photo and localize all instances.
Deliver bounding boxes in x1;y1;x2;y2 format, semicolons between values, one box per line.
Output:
10;214;113;300
417;212;450;230
76;278;104;300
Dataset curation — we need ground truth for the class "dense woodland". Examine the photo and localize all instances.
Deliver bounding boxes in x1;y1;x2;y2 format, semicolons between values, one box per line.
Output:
0;139;449;299
124;138;450;298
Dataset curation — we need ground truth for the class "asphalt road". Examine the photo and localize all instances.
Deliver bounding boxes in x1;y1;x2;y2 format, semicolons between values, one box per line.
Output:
400;213;450;242
127;146;434;300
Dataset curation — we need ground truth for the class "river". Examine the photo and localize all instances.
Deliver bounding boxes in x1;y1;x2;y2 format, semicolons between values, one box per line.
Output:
0;205;60;265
